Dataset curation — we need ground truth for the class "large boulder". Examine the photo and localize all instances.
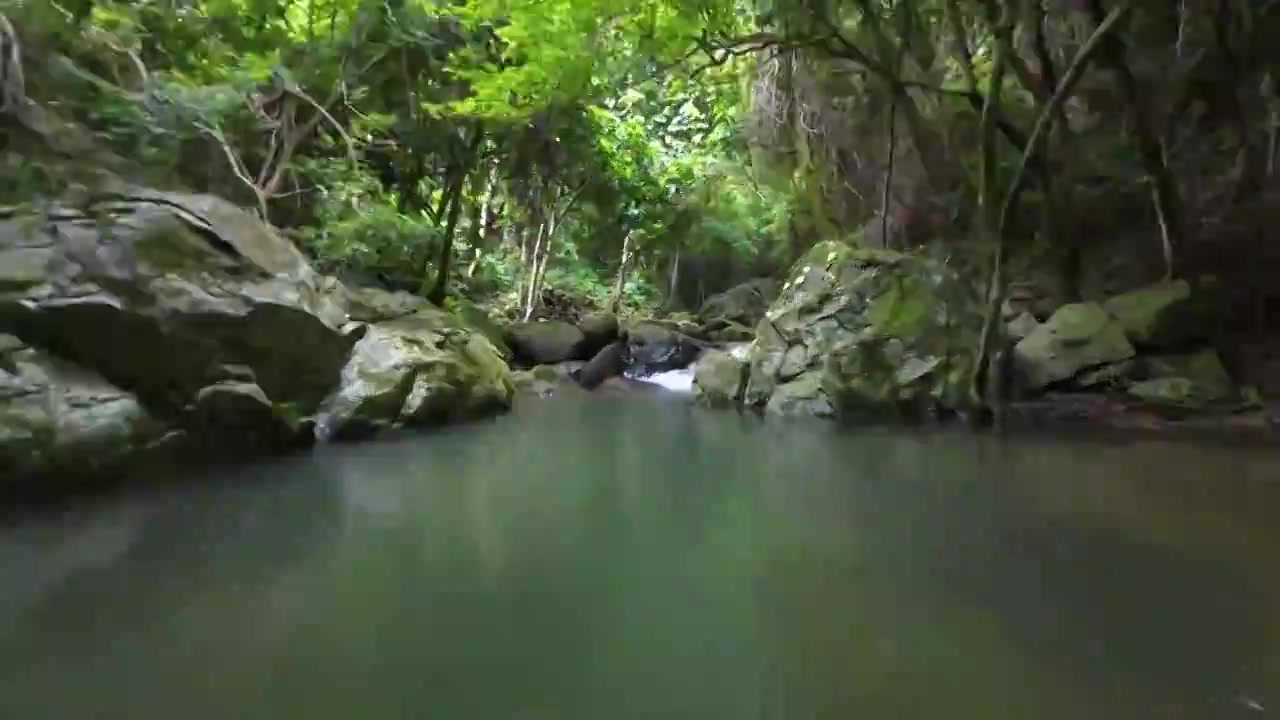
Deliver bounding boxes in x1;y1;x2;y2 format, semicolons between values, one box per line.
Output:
0;190;516;486
447;296;512;359
692;348;748;409
698;279;778;339
315;309;513;440
578;312;620;356
345;286;431;323
1126;348;1235;412
625;321;701;375
0;193;356;418
743;242;985;420
575;340;628;390
1013;303;1135;392
185;380;312;456
505;320;587;365
1102;279;1208;349
1;337;166;489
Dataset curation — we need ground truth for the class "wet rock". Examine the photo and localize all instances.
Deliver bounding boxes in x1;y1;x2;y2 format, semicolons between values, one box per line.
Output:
1013;303;1135;391
625;321;701;374
692;349;748;409
576;340;628;390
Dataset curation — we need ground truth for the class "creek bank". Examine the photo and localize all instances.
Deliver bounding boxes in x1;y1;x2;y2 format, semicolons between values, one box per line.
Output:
0;191;514;500
687;242;1277;436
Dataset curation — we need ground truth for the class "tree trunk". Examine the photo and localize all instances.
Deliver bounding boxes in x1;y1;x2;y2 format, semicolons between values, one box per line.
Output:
666;247;681;309
610;231;634;313
969;0;1015;416
427;125;484;305
522;219;546;320
973;0;1135;412
1086;0;1184;277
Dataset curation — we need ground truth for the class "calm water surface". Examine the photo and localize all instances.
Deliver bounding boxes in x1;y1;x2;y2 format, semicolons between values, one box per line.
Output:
2;390;1280;719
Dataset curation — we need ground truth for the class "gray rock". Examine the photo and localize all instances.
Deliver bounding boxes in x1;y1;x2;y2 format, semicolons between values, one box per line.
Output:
506;320;587;365
692;349;747;409
0;194;355;417
698;278;778;335
186;381;311;455
1103;279;1206;349
1;342;163;485
578;312;620;356
1014;303;1135;391
625;321;701;374
317;309;513;440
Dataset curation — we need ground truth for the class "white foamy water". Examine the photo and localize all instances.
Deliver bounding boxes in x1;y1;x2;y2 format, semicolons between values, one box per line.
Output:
632;368;695;393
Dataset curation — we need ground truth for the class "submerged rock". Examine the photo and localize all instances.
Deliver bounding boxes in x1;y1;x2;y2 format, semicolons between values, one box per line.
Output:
743;241;985;420
1013;303;1135;391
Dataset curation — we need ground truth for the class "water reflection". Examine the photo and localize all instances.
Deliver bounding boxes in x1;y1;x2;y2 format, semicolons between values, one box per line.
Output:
1;392;1278;719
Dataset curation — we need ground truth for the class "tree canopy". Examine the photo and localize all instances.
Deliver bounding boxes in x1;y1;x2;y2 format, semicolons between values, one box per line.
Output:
3;0;1279;343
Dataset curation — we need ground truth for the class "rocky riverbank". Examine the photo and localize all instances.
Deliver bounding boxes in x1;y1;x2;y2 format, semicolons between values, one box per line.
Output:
5;197;1275;504
689;241;1279;435
1;191;514;500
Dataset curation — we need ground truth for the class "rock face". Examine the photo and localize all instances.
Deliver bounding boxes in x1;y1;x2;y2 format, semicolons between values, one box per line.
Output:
0;191;513;489
1013;303;1136;391
744;242;984;420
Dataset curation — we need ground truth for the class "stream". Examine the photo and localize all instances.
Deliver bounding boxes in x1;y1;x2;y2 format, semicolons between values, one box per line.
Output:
2;389;1280;718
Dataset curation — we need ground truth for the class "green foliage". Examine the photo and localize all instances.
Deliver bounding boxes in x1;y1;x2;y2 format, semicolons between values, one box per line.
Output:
3;0;785;314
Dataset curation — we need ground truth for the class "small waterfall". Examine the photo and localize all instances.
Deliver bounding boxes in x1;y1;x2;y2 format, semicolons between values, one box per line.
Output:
630;367;695;393
628;342;752;394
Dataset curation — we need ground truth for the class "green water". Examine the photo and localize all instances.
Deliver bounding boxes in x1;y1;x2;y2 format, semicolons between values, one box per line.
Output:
2;391;1280;719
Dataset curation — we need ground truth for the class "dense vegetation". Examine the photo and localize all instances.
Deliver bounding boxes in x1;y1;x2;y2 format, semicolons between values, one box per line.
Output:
4;0;1280;391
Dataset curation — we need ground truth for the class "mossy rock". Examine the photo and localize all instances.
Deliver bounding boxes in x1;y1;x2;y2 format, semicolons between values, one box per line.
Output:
1014;303;1135;391
693;349;747;409
1103;279;1211;349
747;245;983;420
447;296;512;358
